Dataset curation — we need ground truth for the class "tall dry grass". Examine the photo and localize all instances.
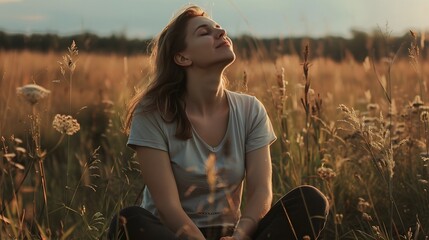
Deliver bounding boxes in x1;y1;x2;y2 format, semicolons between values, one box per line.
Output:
0;35;428;239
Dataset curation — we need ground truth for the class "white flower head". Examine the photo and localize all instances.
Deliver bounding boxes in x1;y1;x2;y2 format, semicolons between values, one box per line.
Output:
52;114;80;135
17;84;50;105
317;165;337;181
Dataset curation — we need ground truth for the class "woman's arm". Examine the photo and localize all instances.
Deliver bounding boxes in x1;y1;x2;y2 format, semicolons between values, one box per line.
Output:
135;146;206;240
229;145;273;240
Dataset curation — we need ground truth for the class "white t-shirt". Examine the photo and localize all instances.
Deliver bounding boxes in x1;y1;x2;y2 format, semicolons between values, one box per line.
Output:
127;89;277;228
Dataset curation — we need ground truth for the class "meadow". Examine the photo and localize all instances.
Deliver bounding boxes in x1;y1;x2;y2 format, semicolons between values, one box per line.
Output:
0;34;428;239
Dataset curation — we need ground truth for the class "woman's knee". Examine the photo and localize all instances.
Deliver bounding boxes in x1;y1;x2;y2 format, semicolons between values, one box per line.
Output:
288;185;329;217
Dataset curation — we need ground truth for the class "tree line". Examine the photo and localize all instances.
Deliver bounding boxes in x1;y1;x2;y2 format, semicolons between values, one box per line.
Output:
0;30;426;62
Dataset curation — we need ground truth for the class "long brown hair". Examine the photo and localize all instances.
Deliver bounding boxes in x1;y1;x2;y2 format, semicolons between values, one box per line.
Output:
124;5;207;139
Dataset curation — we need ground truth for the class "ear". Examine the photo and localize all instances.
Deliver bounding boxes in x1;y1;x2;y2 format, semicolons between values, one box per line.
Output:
174;53;192;67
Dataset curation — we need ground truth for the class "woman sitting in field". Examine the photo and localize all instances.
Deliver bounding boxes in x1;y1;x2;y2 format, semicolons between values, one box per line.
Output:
109;5;328;240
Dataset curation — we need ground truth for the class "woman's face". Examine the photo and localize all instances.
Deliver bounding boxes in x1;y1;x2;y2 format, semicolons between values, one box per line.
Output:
178;16;235;69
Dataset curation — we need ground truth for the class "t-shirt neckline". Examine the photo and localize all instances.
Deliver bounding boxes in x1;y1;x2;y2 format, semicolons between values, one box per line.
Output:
189;90;232;153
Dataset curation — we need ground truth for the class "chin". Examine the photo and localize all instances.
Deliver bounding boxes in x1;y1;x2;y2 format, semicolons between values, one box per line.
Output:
198;52;236;69
221;52;236;67
224;55;236;67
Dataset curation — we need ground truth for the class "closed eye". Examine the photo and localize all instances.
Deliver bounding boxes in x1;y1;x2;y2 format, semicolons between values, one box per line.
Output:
198;28;211;36
194;23;220;36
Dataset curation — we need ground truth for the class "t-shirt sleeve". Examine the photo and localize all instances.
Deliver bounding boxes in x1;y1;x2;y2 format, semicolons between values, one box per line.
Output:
127;107;168;152
245;97;277;153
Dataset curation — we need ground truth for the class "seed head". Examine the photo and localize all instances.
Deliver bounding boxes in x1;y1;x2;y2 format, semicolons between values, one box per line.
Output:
357;197;371;213
334;214;344;225
277;67;287;97
372;225;382;237
16;84;50;105
317;164;336;181
362;212;373;221
241;70;248;93
52;114;81;135
418;179;428;184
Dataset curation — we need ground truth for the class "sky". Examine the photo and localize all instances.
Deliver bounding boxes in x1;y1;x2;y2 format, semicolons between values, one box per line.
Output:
0;0;428;39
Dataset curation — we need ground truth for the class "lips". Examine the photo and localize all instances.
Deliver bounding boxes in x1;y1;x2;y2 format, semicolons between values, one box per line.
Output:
216;40;231;48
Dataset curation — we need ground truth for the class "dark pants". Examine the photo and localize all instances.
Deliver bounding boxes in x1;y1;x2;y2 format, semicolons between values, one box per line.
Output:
108;185;329;240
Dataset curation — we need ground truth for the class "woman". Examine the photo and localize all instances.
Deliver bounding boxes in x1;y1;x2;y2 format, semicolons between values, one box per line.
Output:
109;5;328;240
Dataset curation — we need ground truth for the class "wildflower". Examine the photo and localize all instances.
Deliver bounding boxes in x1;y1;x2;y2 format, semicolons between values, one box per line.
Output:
317;164;336;181
52;114;80;135
16;84;50;105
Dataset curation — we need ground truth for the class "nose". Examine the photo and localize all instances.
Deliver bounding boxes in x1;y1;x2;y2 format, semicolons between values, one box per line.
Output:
217;28;227;39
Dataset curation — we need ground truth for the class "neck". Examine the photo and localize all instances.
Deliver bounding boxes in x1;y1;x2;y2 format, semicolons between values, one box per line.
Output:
185;68;226;115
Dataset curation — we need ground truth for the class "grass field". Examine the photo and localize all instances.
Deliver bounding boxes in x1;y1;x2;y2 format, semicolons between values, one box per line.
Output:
1;36;429;239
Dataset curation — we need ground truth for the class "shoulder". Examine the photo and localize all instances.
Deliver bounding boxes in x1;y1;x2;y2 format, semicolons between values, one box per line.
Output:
132;100;165;127
226;89;266;114
225;89;260;108
134;97;160;116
